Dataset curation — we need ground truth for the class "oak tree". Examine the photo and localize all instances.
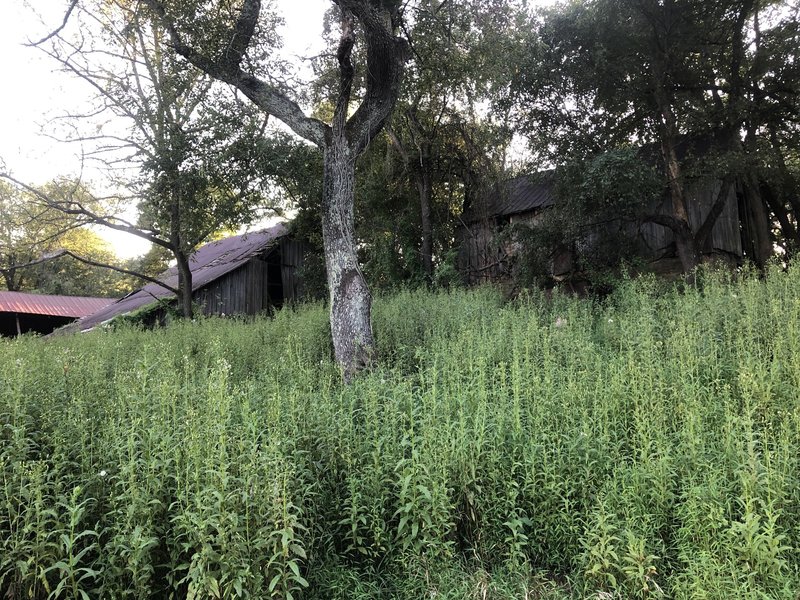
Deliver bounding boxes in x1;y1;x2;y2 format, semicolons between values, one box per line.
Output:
139;0;409;377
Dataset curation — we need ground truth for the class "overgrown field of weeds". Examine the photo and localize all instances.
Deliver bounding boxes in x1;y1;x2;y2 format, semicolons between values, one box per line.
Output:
2;266;800;599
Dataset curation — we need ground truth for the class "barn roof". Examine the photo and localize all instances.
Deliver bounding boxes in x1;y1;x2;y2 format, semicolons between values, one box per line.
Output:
465;138;726;224
70;223;289;332
464;172;555;223
0;291;112;318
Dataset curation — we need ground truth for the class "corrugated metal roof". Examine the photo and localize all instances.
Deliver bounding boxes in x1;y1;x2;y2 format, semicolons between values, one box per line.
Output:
496;174;556;216
0;291;112;318
71;223;289;331
464;173;556;223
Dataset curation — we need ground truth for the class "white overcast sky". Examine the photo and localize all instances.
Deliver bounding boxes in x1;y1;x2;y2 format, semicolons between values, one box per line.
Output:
0;0;328;258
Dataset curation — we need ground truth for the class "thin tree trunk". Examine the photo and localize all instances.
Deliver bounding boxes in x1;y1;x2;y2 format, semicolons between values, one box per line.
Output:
740;176;773;268
387;126;435;282
741;130;773;268
415;167;434;281
661;138;700;272
652;57;700;273
175;250;193;319
323;141;375;380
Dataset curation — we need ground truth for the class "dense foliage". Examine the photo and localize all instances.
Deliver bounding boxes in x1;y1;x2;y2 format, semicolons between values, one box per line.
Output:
506;0;800;272
514;149;665;287
2;267;800;598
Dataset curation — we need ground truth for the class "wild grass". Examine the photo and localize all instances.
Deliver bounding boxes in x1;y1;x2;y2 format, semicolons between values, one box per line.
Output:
1;265;800;599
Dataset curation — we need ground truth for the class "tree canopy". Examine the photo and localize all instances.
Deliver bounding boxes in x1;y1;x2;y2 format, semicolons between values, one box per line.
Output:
505;0;800;275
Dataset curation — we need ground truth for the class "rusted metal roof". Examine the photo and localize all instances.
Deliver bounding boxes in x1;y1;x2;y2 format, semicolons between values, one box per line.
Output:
464;173;555;223
0;291;112;318
71;223;289;331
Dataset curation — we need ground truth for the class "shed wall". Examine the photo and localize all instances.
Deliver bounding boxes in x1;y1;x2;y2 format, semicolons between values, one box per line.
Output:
195;257;271;316
459;176;743;283
638;179;742;258
458;219;513;284
194;239;306;316
280;237;306;301
0;312;76;337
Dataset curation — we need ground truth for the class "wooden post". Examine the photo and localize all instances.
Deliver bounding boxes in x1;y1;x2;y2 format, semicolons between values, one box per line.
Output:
15;313;22;336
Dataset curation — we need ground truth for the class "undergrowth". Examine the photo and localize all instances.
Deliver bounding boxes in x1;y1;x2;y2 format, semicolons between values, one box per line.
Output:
2;265;800;598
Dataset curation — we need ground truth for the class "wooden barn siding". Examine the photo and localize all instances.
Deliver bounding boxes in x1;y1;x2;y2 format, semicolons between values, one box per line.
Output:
638;178;742;257
458;220;508;284
459;177;742;282
193;239;307;316
195;258;271;316
279;238;305;301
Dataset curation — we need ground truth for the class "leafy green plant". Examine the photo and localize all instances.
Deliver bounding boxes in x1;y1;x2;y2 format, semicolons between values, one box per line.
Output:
44;487;102;600
2;265;800;598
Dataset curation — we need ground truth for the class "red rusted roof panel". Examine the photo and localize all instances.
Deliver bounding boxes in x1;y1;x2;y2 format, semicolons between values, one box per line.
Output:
0;291;113;318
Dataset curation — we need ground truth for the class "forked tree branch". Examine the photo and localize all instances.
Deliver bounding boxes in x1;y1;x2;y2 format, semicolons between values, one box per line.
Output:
340;0;410;154
27;0;80;46
140;0;329;147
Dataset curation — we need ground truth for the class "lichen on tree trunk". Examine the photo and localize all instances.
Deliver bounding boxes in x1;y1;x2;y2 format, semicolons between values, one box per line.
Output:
322;142;375;380
142;0;408;379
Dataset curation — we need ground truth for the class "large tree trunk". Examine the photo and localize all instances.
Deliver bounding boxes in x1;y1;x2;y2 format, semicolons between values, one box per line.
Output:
739;177;773;268
651;47;700;274
323;141;375;380
659;134;700;272
144;0;407;378
170;195;193;319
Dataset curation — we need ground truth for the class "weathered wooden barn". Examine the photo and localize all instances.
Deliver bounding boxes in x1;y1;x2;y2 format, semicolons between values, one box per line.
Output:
458;174;557;284
69;223;306;332
458;172;743;284
0;291;112;336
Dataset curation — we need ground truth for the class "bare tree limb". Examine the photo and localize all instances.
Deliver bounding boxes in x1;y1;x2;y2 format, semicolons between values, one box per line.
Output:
386;126;410;165
642;213;683;232
0;173;170;249
140;0;329;147
8;249;179;295
27;0;80;47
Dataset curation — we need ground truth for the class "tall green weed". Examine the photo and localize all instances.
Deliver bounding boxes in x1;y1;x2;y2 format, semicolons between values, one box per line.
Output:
1;268;800;598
